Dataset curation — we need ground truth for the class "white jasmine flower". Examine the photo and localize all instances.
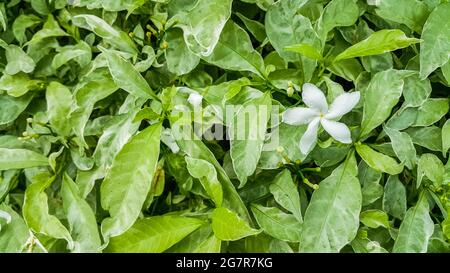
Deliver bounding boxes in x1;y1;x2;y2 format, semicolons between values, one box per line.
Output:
187;92;203;108
282;83;360;155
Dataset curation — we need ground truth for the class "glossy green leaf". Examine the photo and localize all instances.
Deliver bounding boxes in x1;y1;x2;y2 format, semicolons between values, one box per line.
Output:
101;123;162;240
356;144;404;175
46;82;73;136
417;154;445;188
251;204;302;242
360;69;414;138
0;148;49;171
334;30;420;62
383;175;407;220
0;204;29;253
173;0;232;57
0;93;33;125
299;153;362;252
61;174;101;253
284;43;323;61
269;169;302;223
265;0;320;81
4;45;36;75
72;14;137;54
164;28;200;76
384;126;416;170
185;157;223;207
375;0;430;33
103;49;158;100
211;207;260;241
360;210;389;229
443;120;450;156
420;3;450;79
23;176;73;249
230;92;272;187
393;193;434;253
203;21;266;78
106;216;204;253
168;225;221;253
413;98;449;127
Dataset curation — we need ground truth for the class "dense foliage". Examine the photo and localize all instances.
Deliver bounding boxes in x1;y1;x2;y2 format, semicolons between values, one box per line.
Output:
0;0;449;253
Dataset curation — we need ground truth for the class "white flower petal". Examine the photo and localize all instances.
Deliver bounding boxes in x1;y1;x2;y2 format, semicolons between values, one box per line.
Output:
320;119;352;144
282;107;320;125
325;91;360;120
302;83;328;113
299;117;320;155
188;92;203;107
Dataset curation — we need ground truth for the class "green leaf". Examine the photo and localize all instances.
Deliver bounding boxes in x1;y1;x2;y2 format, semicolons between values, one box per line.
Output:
413;98;449;127
317;0;360;41
203;21;266;78
102;49;158;100
251;204;302;242
360;69;414;138
172;0;232;57
172;126;251;222
0;148;49;171
269;169;303;223
407;126;442;152
230;92;272;187
61;174;101;253
211;207;260;241
299;152;362;252
72;14;137;54
168;225;221;253
383;175;407;220
443;120;450;156
420;3;450;79
236;12;267;43
284;43;323;61
384;126;417;170
374;0;430;33
46;82;73;137
164;28;200;76
417;153;445;188
0;73;42;97
356;144;404;175
71;70;118;146
106;216;204;253
26;14;68;47
265;0;320;81
4;45;36;75
185;157;223;207
100;123;162;240
351;236;388;253
52;42;92;70
402;73;431;107
393;193;434;253
0;93;33;125
23;176;73;249
0;3;6;32
334;30;420;62
12;14;41;45
360;209;389;229
0;204;29;253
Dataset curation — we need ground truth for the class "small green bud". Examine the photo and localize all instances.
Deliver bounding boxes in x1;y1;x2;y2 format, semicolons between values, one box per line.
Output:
287;81;295;97
161;41;169;49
